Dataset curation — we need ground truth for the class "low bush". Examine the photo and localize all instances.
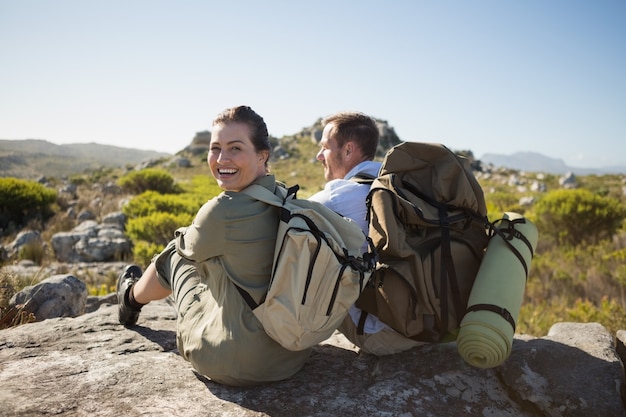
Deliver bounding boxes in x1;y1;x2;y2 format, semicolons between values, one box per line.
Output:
532;189;626;246
122;191;205;218
118;168;181;194
132;241;165;266
122;174;223;263
126;211;195;248
0;178;57;232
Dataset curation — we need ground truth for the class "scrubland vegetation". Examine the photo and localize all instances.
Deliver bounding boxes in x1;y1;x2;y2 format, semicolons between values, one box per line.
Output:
479;170;626;335
2;144;626;338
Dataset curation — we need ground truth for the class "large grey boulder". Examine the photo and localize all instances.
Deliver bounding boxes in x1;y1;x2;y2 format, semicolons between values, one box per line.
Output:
1;299;625;417
8;274;87;320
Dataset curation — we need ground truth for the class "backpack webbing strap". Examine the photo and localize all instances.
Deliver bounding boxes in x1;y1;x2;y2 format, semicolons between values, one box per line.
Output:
490;217;534;278
465;303;516;332
400;178;488;229
356;310;368;336
438;207;465;341
443;237;464;326
439;212;450;341
233;282;259;310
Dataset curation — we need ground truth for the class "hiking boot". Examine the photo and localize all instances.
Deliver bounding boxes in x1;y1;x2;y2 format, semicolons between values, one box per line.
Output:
117;264;143;326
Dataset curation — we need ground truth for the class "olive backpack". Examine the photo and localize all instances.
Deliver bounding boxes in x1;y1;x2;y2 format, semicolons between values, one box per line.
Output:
353;142;491;342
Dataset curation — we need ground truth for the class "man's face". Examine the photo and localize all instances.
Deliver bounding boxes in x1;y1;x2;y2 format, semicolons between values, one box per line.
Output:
316;123;349;181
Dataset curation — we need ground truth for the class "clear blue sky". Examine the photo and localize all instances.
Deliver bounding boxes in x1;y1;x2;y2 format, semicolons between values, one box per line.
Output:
1;0;625;169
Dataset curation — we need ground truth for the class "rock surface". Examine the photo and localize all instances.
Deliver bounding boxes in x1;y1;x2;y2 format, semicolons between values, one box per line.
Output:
50;216;131;263
1;299;626;417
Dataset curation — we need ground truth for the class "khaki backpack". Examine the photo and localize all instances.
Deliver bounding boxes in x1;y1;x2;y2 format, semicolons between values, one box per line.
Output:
354;142;491;342
238;184;375;351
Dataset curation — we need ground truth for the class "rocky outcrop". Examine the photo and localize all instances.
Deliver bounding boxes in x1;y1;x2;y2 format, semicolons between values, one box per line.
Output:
185;130;212;156
50;214;131;263
1;298;625;417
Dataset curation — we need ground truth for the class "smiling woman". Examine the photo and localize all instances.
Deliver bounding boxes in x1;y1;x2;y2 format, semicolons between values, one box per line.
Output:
114;105;312;387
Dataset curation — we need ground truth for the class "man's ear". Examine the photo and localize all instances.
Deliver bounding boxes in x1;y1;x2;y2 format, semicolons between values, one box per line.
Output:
343;141;355;161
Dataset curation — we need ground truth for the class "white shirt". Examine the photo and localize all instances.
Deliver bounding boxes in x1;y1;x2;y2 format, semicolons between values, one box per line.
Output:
309;160;389;334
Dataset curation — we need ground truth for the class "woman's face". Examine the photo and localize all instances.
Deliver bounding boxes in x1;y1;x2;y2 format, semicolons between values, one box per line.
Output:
208;122;268;192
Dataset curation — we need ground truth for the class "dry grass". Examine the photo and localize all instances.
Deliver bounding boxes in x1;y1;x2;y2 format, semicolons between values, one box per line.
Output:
0;268;38;329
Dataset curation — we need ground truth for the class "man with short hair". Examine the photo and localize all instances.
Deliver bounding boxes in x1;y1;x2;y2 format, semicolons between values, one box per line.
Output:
309;111;423;355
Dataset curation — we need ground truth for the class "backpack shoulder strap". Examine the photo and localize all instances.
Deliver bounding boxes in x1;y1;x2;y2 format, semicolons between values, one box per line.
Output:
241;183;297;207
231;183;296;311
350;172;376;185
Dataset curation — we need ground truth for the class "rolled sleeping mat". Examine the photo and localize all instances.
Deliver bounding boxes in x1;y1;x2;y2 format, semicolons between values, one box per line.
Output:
457;212;538;368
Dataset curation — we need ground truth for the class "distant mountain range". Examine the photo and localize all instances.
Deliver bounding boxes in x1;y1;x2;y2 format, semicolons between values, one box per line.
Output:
0;139;171;179
1;139;624;180
480;151;626;175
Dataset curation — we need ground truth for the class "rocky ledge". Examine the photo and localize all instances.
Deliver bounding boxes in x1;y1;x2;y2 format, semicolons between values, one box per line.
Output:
1;297;626;417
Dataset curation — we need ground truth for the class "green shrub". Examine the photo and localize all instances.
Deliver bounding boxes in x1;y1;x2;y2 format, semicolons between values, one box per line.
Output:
533;189;626;246
118;168;181;194
485;191;519;214
517;297;626;337
122;174;223;264
126;211;195;247
518;300;563;336
566;298;626;329
0;177;57;230
180;175;223;199
132;241;165;266
122;191;205;218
